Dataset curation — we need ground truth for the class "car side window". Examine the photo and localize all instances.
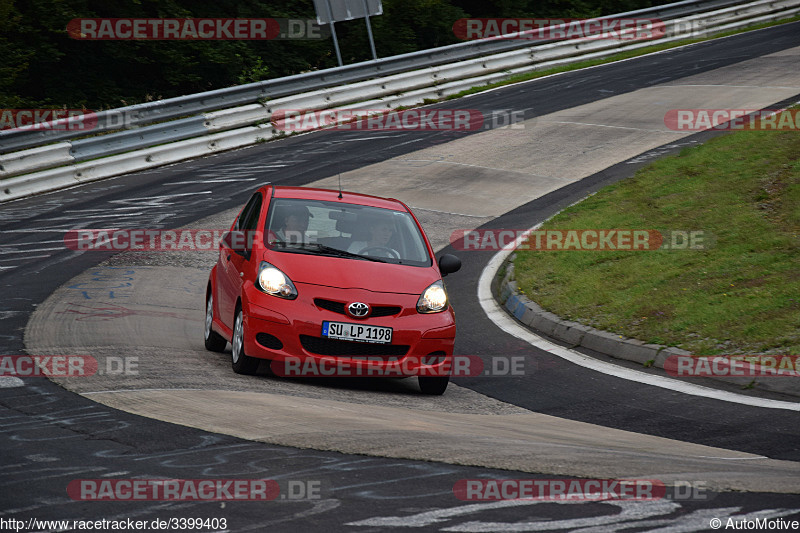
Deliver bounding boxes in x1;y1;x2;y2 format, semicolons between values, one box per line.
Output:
237;193;263;232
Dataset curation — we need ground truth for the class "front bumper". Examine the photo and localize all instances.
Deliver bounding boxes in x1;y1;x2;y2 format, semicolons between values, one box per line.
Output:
241;281;455;377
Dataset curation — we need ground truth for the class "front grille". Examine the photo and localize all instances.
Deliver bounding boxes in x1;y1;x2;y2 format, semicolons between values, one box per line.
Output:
299;335;409;358
314;298;402;318
370;306;402;317
314;298;345;314
256;332;283;350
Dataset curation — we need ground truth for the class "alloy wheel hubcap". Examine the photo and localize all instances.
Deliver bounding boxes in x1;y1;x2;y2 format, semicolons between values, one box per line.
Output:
232;313;243;364
205;296;213;339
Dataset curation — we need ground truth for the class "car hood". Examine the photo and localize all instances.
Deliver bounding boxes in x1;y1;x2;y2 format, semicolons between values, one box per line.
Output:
264;250;438;295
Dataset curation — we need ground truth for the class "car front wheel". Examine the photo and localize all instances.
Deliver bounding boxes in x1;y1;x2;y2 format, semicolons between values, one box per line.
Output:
231;307;260;375
418;375;449;395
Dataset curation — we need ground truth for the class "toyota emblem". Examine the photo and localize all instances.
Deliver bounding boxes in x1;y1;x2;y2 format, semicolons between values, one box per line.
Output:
347;302;370;318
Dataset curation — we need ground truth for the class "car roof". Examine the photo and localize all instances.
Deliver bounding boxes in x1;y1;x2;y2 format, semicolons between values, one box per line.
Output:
267;185;408;212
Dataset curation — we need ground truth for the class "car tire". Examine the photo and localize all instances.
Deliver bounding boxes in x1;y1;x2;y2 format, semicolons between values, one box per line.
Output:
231;306;260;375
204;291;227;353
418;376;449;395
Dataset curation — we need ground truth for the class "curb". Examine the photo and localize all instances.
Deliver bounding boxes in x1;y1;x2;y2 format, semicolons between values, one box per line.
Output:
494;254;800;399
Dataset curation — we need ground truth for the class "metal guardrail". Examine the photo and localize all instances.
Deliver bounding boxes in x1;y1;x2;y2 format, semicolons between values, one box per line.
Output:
0;0;749;153
1;0;798;202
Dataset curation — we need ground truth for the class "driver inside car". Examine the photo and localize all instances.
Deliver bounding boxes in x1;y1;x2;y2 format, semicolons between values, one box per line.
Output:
348;218;400;259
271;205;311;244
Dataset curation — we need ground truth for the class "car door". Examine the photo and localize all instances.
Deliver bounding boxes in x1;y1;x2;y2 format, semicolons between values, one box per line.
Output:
217;192;263;329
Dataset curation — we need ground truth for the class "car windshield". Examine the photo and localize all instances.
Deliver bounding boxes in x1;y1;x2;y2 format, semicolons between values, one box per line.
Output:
265;198;432;267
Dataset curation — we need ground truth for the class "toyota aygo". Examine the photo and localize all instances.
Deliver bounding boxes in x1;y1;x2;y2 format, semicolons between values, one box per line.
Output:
204;185;461;395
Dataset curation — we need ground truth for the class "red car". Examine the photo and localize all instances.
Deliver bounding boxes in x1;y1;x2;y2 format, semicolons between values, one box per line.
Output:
204;185;461;395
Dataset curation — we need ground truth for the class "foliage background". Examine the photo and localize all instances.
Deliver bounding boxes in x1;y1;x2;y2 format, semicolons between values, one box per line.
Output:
0;0;671;109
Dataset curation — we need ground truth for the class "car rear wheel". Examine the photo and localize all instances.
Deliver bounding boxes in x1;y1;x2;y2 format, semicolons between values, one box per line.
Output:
231;306;260;375
204;292;227;352
418;376;449;395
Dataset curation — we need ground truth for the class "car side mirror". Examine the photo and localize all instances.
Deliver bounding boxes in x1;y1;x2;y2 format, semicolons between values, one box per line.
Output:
438;254;461;277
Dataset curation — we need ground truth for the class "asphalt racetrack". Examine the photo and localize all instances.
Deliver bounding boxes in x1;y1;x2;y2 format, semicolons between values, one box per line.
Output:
2;22;800;532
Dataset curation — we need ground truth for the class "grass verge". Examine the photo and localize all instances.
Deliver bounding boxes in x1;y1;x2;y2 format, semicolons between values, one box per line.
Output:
512;126;800;355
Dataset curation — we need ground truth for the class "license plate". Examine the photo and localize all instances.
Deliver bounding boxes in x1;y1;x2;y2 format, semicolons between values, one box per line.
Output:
322;321;392;344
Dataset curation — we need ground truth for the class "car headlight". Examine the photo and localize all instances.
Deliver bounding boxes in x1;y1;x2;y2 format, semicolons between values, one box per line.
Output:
256;262;297;299
417;280;448;313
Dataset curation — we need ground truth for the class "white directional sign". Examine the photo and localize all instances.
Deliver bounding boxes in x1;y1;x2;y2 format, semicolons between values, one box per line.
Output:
313;0;383;25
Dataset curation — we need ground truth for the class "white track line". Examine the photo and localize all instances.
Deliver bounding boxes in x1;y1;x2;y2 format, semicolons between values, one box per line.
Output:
477;232;800;412
0;377;24;388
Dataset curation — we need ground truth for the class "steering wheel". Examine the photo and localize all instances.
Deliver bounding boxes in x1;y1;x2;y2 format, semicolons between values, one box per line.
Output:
358;246;400;259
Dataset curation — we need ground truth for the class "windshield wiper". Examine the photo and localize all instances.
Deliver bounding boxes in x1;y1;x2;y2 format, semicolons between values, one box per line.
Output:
302;243;389;262
270;240;390;262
